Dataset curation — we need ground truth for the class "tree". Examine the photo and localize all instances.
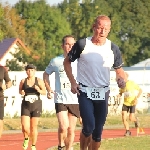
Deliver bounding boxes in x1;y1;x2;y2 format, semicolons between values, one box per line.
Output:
58;0;93;39
0;3;28;70
115;0;150;66
2;0;150;68
14;0;72;70
59;0;150;66
0;3;5;41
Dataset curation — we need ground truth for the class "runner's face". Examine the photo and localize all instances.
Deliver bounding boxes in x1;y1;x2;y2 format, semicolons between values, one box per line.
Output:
26;69;35;77
93;19;111;39
62;37;75;54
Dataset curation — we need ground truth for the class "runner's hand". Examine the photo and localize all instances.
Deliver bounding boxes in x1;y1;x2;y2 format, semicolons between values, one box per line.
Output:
35;85;40;92
1;84;6;90
21;90;25;95
133;98;138;105
47;90;54;99
71;82;80;95
117;78;126;89
79;117;82;125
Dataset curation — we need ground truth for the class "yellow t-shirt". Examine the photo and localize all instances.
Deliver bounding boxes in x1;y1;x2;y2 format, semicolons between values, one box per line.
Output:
119;80;140;106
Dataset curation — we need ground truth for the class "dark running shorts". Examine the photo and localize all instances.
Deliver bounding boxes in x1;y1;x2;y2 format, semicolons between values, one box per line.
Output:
55;103;80;118
0;100;4;120
21;100;42;118
122;104;135;113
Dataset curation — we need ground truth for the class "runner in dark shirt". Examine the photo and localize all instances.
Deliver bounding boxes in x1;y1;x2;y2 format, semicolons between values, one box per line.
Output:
0;65;12;138
19;64;46;150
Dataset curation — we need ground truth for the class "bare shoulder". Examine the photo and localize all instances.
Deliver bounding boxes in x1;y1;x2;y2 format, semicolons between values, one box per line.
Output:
21;78;25;83
37;77;44;83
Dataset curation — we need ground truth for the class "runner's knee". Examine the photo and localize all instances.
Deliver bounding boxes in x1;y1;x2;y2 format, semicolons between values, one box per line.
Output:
30;124;38;132
122;116;126;122
59;125;68;133
67;127;75;134
22;125;30;133
129;116;135;121
82;127;94;137
122;113;127;121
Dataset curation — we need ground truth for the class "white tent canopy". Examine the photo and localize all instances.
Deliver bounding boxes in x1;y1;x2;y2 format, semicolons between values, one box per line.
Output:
131;58;150;67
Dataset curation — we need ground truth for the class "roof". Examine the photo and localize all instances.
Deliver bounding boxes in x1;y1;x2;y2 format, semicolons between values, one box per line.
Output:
131;58;150;67
0;38;30;61
111;67;150;71
0;38;16;58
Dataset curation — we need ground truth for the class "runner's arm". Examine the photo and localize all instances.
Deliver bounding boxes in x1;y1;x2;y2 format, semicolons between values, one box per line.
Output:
115;68;126;81
43;59;55;94
3;68;12;90
36;78;46;95
136;87;142;99
133;88;142;105
43;71;53;93
19;79;25;95
63;56;76;84
112;43;126;88
114;68;126;88
43;67;54;99
64;39;84;94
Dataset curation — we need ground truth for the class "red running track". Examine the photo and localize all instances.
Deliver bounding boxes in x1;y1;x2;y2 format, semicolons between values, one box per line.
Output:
0;128;150;150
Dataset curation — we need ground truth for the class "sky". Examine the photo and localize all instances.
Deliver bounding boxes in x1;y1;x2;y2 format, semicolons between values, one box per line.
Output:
0;0;63;6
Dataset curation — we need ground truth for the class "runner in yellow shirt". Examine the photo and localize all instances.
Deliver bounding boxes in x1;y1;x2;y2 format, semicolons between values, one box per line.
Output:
119;72;142;136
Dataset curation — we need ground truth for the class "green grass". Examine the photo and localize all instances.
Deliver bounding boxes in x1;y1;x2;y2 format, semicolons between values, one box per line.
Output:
51;136;150;150
3;113;150;131
100;136;150;150
105;113;150;128
71;136;150;150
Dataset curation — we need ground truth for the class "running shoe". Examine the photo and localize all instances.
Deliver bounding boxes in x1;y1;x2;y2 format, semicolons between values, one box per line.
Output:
31;145;36;150
58;145;65;150
124;130;131;136
22;138;29;150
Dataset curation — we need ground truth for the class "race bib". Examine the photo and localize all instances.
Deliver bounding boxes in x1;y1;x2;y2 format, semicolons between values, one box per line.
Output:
25;95;38;103
86;87;105;100
60;79;71;90
124;91;133;98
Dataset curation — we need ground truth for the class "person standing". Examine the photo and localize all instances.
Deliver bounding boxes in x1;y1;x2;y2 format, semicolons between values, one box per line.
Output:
119;72;142;136
43;35;80;150
64;15;126;150
0;65;12;137
19;64;46;150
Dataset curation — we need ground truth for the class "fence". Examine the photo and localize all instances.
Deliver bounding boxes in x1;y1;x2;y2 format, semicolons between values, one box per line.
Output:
3;70;150;117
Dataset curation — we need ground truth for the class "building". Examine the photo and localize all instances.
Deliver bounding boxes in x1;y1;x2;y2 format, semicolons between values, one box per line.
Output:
0;38;30;67
131;58;150;68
